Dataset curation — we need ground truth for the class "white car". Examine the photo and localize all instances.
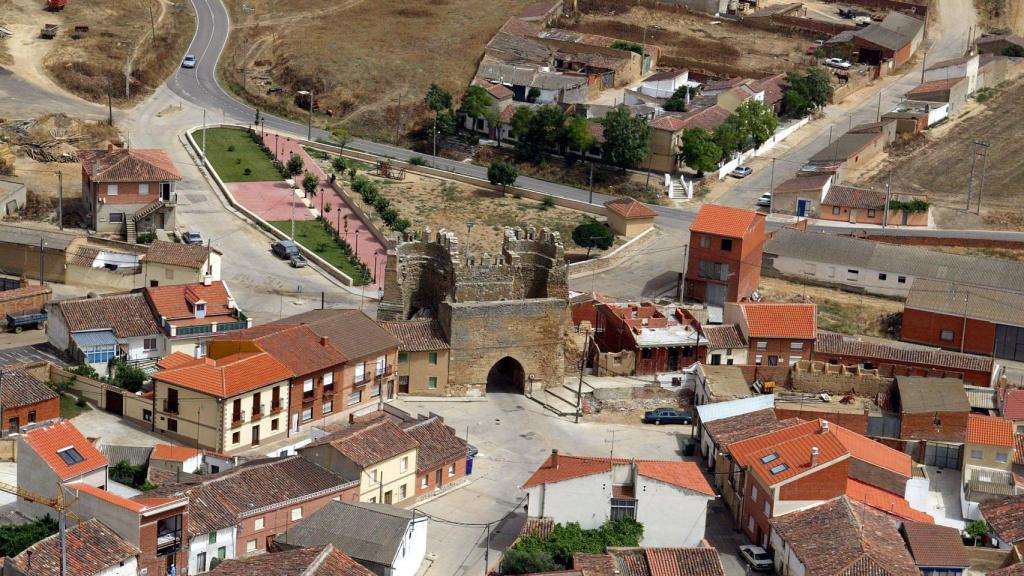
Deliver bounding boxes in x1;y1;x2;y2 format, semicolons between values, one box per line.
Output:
825;57;852;70
757;192;772;207
739;545;773;572
182;54;197;68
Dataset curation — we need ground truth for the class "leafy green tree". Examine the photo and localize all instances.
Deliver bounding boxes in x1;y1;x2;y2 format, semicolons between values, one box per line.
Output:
564;116;596;156
436;110;458;136
1004;45;1024;57
681;128;722;177
611;40;643;54
572;220;614;258
735;100;778;148
425;84;453;114
509;107;534;141
330;126;351;154
783;68;832;117
487;159;519;192
71;363;100;380
0;515;58;557
109;359;146;393
966;520;990;546
663;85;692;112
500;548;560;575
804;67;834;108
512;105;566;161
286;153;305;177
508;519;643;569
527;87;541;102
110;460;149;488
460;85;493;121
302;172;319;198
331;155;347;174
601;107;649;169
714;117;745;157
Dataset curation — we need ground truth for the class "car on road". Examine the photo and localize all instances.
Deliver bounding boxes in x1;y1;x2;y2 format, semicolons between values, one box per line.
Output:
825;57;852;70
182;231;203;245
271;239;308;268
642;407;692;425
739;545;773;572
757;192;772;207
730;166;753;178
181;55;197;69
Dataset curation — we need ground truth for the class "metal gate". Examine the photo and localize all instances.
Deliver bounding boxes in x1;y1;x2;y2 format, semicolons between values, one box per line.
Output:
924;442;961;469
706;283;728;306
994;324;1024;361
104;389;124;416
867;414;900;438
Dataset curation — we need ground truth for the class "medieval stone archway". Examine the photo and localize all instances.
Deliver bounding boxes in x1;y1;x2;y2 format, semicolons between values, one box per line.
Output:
486;356;526;394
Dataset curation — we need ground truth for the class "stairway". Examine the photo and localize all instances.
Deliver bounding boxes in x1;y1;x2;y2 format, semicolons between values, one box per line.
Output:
126;220;137;244
134;199;166;222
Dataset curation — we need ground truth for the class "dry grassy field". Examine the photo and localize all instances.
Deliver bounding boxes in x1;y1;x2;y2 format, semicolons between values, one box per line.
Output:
975;0;1024;34
758;277;902;338
0;0;193;104
569;0;813;78
220;0;533;142
858;78;1024;230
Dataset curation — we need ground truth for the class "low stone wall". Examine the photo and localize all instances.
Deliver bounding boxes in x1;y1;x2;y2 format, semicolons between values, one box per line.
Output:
0;439;16;461
50;365;152;427
791;360;893;397
568;226;658;279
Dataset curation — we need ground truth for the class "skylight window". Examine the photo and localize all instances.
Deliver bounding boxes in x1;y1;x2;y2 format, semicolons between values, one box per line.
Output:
769;463;789;475
759;453;779;464
57;447;84;465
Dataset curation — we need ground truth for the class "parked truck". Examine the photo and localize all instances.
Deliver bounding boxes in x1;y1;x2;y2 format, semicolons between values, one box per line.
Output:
7;310;47;333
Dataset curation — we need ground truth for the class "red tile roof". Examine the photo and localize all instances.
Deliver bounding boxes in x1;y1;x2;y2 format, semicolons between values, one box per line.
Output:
690;204;762;238
846;479;933;523
152;351;292;398
833;425;911;477
738;302;817;340
58;292;162;339
907;78;965;97
990;565;1024;576
10;518;140;576
209;544;373;576
402;417;467;473
521;453;714;496
156;351;198;370
773;174;833;193
729;419;823;466
145;281;234;321
378;319;450;352
901;520;968;568
968;414;1015;447
214;323;347;375
145;240;214;270
486;82;514;99
746;428;848;485
822;186;887;210
605;198;659;219
1015;434;1024;466
151;443;202;462
78;148;181;183
66;482;147;512
815;331;993;373
980;495;1024;543
0;368;58;409
22;420;107;481
308;419;420;468
1003;389;1024;420
608;548;726;576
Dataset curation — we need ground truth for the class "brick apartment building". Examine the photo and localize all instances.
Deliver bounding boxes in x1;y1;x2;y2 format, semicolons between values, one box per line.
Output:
0;366;59;433
724;302;817;367
894;376;971;466
686;205;766;306
592;302;707;375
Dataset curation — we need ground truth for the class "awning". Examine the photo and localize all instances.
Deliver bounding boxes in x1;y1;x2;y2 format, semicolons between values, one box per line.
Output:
72;330;118;349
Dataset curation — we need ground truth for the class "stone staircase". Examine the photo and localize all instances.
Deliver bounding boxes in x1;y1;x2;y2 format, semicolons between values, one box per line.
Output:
126;220;137;244
134;198;167;222
532;380;595;418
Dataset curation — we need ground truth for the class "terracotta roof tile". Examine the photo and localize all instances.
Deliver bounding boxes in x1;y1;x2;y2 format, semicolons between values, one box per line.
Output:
521;517;555;540
0;367;58;409
968;414;1015;447
58;292;161;338
990;565;1024;576
833;425;912;477
214;323;347;375
846;479;933;523
1015;434;1024;466
901;521;968;567
66;482;147;512
690;205;762;238
981;495;1024;543
378;319;450;352
729;419;823;466
152;351;292;398
22;420;107;481
78;148;181;183
605;198;658;219
145;240;214;270
704;410;793;452
401;417;466;473
309;419;420;468
637;461;714;496
1003;389;1024;420
0;284;50;305
275;309;400;361
145;281;235;322
822;186;887;210
522;453;713;496
156;351;199;370
769;497;920;576
573;552;617;576
10;518;139;576
738;302;817;339
651;105;732;132
747;428;848;485
209;544;373;576
815;331;993;373
701;325;746;350
773;174;832;193
907;78;964;97
486;82;515;99
641;548;726;576
151;443;202;462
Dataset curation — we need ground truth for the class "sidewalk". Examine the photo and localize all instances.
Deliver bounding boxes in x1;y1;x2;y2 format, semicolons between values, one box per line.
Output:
262;132;386;289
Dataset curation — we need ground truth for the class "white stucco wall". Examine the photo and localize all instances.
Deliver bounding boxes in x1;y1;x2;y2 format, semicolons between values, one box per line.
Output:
96;557;138;576
526;474;611;529
123;334;165;361
706;347;748;366
389;516;428;576
904;475;930;518
634;477;710;547
189;526;236;573
768;256;915;298
770;529;807;576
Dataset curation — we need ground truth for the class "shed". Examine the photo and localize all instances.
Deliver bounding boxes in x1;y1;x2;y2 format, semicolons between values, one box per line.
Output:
604;198;657;238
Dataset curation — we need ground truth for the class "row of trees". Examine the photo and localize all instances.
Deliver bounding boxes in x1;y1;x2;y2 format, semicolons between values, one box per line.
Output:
782;68;834;117
680;100;779;176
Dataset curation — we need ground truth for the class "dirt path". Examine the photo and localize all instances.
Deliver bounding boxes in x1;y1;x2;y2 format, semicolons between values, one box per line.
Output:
125;0;169;82
1;0;75;99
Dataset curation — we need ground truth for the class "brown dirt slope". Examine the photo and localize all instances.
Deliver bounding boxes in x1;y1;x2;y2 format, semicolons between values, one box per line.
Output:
220;0;533;142
975;0;1024;34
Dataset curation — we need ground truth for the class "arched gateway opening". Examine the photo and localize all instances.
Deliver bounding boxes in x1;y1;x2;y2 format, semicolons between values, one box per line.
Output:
486;356;526;393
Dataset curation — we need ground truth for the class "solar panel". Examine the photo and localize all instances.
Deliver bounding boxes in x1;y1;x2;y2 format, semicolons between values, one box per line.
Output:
769;463;789;475
759;453;779;464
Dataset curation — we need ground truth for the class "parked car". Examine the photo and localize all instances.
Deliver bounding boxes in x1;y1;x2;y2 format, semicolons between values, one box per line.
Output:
757;192;772;207
182;231;203;245
181;54;197;68
739;545;773;572
271;239;308;267
730;166;753;178
825;57;852;70
642;408;692;425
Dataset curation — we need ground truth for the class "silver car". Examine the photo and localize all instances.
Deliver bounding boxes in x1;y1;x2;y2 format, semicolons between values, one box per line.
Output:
739;545;773;572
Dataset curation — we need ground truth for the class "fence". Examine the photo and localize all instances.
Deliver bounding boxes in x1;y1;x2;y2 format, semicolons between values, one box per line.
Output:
568;225;658;279
49;365;152;427
717;116;810;179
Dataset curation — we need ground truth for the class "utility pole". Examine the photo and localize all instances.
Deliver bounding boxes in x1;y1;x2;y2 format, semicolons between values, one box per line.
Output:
432;122;437;168
106;76;113;126
307;89;313;141
38;238;45;285
975;141;990;215
876;91;883;122
588;161;594;205
483;523;492;576
882;168;892;228
56;170;63;231
290;184;296;240
395;94;402;143
768;158;775;215
575;329;590;423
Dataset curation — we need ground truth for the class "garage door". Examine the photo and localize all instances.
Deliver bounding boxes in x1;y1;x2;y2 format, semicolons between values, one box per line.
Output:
924;442;961;469
994;324;1024;361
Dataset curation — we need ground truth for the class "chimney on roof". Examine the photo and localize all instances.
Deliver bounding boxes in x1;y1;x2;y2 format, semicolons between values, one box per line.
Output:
320;336;329;347
203;275;212;287
820;420;829;434
194;344;202;359
551;449;559;469
349;412;356;424
810;447;819;467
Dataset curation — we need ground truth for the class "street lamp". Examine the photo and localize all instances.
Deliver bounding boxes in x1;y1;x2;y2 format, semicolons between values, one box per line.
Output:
465;220;476;257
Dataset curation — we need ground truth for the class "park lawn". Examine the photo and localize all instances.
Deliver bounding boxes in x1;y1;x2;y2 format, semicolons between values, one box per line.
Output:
60;394;91;419
268;220;370;285
195;127;281;182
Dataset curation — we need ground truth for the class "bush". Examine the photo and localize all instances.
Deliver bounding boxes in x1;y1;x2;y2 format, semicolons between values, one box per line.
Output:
0;515;58;557
500;549;560;574
234;158;242;165
572;220;615;257
409;156;428;166
108;359;147;393
286;153;305;177
136;232;157;244
71;363;100;380
243;167;252;176
110;460;149;488
507;519;643;571
75;397;87;407
331;156;347;173
227;144;235;152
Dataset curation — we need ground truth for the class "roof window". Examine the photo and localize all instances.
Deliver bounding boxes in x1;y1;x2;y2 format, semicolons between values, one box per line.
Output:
57;447;85;465
759;453;779;464
769;463;789;475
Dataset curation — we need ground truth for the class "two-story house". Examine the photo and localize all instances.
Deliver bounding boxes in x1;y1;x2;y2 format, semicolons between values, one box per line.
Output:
401;416;469;497
79;145;180;242
145;280;251;356
299;418;419;506
150;344;292;453
48;292;165;373
379;319;451;396
962;414;1018;520
521;449;715;547
143;240;222;287
685;205;765;306
724;302;817;368
17;420;109;520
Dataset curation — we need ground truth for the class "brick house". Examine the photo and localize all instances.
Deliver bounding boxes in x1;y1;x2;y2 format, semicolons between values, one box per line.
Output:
686;205;765;305
379;319;451;396
142;455;358;574
4;518;141;576
819;186;929;226
724;302;817;367
78;145;180;241
402;416;468;497
17;420;108;520
145;280;252;357
0;366;59;434
592;302;707;375
212;324;348;434
274;309;401;411
895;376;970;464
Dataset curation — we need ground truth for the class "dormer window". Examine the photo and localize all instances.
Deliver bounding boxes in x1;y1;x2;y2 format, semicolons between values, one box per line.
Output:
194;301;207;319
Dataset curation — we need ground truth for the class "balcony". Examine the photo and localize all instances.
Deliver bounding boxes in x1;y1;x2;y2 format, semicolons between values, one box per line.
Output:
270;401;284;414
323;386;336;397
231;410;246;428
353;375;370;387
375;366;395;379
163;400;179;415
251;404;264;419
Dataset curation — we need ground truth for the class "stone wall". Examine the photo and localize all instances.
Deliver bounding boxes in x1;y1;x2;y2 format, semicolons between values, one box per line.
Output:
791;360;894;397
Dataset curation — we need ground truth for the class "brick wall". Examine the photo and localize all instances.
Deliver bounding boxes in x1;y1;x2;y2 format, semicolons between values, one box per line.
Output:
812;352;991;387
900;411;969;443
778;460;849;501
0;285;50;324
236;488;354;558
774;407;869;435
791;361;893;397
849;458;908;495
138;506;189;576
415;456;467;497
2;397;59;431
746;338;814;366
901;307;996;357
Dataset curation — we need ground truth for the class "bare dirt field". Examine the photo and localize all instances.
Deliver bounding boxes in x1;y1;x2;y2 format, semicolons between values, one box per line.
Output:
856;77;1024;230
220;0;533;142
975;0;1024;34
758;276;903;338
568;0;814;78
0;0;193;105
